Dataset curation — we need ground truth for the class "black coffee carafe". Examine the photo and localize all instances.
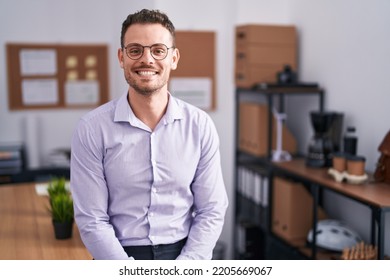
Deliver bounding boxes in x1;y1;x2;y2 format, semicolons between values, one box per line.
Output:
306;111;343;167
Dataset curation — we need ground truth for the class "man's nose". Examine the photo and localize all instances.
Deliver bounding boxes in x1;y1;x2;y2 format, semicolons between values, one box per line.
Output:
140;47;155;63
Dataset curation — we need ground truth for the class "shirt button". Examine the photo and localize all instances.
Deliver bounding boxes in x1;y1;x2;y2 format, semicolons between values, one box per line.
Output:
152;187;157;193
149;212;154;217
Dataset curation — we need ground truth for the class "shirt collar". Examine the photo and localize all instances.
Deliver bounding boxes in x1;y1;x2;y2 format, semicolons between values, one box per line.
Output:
113;92;133;123
163;92;185;125
113;91;184;125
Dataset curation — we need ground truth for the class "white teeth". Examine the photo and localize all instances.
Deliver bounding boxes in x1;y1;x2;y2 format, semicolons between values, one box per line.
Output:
137;71;156;76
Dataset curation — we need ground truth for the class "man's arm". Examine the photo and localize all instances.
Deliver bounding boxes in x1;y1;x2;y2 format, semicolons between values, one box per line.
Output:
70;119;129;260
176;116;229;260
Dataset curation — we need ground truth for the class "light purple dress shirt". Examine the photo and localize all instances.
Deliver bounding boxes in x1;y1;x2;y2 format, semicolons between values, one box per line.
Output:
70;92;228;260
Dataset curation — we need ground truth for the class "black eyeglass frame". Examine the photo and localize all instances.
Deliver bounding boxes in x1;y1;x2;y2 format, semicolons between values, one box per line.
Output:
123;43;176;60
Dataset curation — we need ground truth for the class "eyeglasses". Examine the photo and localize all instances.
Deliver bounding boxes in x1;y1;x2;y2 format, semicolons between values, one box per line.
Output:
124;43;175;60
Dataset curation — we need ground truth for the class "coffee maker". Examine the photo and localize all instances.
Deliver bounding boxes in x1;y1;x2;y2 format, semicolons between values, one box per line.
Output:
306;111;343;167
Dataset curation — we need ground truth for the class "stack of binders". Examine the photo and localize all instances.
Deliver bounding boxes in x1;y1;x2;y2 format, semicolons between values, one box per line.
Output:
0;144;24;176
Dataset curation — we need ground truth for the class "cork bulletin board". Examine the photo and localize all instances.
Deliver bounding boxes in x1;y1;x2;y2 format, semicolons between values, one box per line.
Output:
169;31;216;111
6;43;109;110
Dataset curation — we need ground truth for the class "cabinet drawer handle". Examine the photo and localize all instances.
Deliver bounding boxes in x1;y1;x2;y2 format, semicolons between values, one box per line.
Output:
237;32;246;39
236;73;244;80
237;53;245;59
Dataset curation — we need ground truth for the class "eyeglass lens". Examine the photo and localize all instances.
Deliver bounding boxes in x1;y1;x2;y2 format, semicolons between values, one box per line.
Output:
126;44;169;60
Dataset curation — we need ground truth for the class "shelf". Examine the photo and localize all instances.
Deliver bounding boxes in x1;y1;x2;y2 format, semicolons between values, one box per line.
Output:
272;158;390;260
298;247;340;260
264;233;307;260
236;150;269;165
238;84;324;95
273;159;390;208
234;84;325;260
236;193;269;230
270;233;339;260
236;85;324;160
235;83;389;259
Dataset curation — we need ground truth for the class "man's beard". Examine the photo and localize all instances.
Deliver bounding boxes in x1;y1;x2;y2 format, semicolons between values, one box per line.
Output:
125;72;168;97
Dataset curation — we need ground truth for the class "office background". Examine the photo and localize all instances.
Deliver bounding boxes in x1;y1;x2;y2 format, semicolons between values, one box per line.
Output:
1;0;389;259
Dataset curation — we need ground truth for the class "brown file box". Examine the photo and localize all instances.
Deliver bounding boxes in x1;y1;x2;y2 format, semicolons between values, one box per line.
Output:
272;177;327;242
238;102;297;157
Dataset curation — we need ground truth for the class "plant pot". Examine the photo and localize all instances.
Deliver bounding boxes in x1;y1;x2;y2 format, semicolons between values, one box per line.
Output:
52;220;73;239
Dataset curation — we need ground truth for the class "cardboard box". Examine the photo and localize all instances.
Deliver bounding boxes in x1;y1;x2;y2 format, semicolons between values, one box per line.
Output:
272;177;328;242
236;45;297;66
235;24;297;88
238;102;297;156
236;24;297;45
236;65;282;86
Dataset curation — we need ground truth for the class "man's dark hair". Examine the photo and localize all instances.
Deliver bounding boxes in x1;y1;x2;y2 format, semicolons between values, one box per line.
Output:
120;9;176;49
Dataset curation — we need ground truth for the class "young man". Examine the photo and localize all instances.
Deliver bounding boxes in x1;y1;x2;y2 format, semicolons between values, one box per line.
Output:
70;9;228;260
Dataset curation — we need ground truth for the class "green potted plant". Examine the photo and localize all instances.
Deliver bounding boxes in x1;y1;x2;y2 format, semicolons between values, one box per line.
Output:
50;193;74;239
47;176;68;198
47;177;74;239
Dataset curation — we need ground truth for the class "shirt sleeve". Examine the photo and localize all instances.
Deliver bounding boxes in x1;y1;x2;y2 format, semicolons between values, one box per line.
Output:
70;119;129;260
176;115;229;260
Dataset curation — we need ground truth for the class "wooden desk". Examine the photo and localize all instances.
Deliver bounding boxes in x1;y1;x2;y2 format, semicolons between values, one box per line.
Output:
273;158;390;259
274;159;390;207
0;183;91;259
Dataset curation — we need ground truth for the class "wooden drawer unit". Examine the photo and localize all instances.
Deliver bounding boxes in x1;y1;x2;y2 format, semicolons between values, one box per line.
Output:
235;24;297;88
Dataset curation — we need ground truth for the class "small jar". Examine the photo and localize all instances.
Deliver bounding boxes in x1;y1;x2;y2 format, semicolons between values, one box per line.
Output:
343;126;358;155
346;155;366;176
332;152;347;172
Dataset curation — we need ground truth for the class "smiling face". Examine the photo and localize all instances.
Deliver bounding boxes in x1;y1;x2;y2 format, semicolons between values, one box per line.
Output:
118;23;180;97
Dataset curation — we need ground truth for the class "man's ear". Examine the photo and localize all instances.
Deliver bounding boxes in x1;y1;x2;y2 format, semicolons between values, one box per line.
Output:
118;48;124;69
171;48;180;70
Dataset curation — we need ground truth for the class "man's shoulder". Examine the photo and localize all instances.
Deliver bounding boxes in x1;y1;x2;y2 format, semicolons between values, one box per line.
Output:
172;96;210;120
80;97;119;123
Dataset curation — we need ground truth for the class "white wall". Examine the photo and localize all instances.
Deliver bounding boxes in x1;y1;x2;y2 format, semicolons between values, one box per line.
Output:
1;0;389;258
289;0;390;170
